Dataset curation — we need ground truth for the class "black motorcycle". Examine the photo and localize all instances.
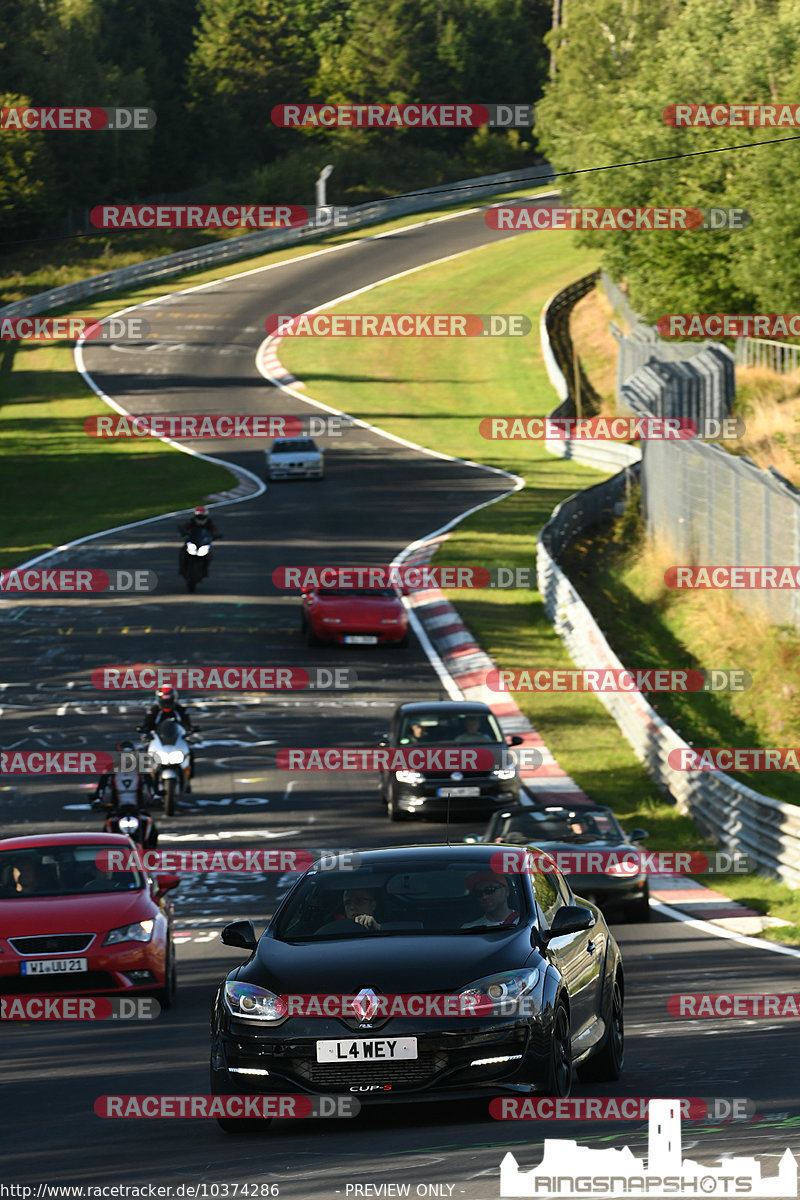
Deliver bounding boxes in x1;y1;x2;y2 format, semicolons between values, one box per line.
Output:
94;781;159;849
179;528;214;593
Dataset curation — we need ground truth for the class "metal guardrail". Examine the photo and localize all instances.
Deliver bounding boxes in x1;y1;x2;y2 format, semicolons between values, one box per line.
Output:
0;165;554;320
735;337;800;374
537;275;800;885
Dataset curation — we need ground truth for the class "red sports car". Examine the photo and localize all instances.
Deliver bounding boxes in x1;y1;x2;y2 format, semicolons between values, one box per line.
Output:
0;832;180;1005
301;585;409;647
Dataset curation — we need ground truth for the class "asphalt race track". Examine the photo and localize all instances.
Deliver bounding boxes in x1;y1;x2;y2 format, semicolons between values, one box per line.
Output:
3;200;800;1196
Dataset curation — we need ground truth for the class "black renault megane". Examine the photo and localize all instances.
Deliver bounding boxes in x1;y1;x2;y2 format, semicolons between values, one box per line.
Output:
210;845;624;1130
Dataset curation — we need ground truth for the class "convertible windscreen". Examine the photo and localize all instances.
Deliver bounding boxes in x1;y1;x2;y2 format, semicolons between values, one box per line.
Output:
498;810;625;844
272;860;529;940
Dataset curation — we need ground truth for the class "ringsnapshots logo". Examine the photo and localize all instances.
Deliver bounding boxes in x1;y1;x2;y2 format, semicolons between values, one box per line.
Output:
1;997;159;1021
486;668;752;693
664;103;800;126
91;665;357;691
83;414;348;439
90;205;348;230
265;314;531;337
666;565;800;588
0;315;151;342
273;565;535;590
0;568;156;594
657;314;800;338
485;206;750;231
498;1099;797;1198
0;107;156;131
94;1095;359;1119
271;103;534;128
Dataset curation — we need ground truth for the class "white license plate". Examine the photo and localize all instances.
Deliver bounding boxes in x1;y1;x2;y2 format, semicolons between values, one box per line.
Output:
20;958;88;975
316;1037;417;1063
344;635;378;645
437;786;481;797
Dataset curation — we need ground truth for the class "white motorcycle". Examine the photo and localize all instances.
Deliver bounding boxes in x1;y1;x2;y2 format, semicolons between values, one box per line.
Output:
143;720;197;816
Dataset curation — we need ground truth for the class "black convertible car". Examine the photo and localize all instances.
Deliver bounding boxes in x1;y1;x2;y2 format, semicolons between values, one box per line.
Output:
470;804;651;923
210;844;624;1131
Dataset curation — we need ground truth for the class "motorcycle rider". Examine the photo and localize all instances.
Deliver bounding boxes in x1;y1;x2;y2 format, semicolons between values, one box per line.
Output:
92;739;153;810
140;685;197;792
178;505;222;578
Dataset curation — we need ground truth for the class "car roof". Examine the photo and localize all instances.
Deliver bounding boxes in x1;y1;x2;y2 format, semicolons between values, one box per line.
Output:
394;701;495;717
0;832;135;850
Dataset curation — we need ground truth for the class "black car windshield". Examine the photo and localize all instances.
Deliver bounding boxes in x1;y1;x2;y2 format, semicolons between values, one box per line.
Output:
497;809;625;844
271;859;528;940
398;711;503;745
0;846;145;896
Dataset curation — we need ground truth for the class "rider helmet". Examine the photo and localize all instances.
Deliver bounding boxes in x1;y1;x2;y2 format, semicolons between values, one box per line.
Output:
156;685;178;710
193;506;210;526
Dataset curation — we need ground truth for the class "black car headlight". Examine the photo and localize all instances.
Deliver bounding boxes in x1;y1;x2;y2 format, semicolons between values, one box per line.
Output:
395;770;425;785
224;981;287;1023
492;763;517;781
458;968;540;1016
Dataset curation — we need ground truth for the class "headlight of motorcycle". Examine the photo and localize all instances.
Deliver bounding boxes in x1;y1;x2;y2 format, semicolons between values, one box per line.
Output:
167;750;185;764
118;816;139;834
103;919;155;945
197;544;210;557
224;981;287;1023
395;770;425;785
458;968;540;1015
186;542;198;554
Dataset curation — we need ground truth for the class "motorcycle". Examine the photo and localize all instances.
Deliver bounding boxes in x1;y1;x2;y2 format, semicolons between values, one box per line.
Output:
180;528;213;593
94;778;159;849
142;719;197;816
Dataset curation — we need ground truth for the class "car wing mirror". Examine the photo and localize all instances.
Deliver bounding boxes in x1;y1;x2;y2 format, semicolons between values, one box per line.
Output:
153;873;181;897
506;734;524;747
629;828;649;840
542;905;595;942
221;920;258;951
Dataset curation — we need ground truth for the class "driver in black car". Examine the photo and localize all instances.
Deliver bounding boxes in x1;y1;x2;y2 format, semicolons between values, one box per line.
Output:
316;886;383;933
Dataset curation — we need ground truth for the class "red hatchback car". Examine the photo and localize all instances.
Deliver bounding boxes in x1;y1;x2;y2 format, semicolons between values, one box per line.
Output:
0;832;180;1005
301;585;409;647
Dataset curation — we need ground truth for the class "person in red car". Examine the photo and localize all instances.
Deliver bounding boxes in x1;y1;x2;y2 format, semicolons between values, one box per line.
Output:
10;861;41;894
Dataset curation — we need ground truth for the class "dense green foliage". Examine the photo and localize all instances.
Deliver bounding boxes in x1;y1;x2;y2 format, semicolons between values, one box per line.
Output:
536;0;800;315
0;0;548;251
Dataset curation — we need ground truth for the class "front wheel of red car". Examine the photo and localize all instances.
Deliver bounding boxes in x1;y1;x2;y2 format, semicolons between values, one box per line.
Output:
301;613;320;646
